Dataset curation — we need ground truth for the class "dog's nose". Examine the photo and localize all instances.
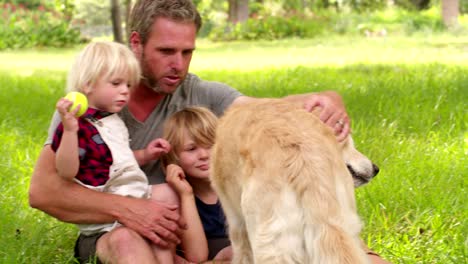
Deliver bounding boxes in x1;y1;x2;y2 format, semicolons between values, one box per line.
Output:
372;164;379;177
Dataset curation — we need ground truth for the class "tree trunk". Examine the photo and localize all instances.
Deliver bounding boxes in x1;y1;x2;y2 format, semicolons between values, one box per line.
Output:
441;0;459;28
228;0;249;24
413;0;431;10
125;0;133;41
110;0;124;43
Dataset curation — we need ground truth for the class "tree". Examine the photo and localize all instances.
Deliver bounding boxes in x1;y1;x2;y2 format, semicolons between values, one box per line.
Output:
124;0;133;40
110;0;124;43
228;0;249;24
441;0;459;28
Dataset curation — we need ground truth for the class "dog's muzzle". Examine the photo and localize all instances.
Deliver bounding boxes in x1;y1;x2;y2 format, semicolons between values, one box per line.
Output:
347;164;379;187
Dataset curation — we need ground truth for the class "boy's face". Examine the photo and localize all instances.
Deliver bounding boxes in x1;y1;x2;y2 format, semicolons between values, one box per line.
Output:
177;130;211;180
131;17;197;94
86;73;130;113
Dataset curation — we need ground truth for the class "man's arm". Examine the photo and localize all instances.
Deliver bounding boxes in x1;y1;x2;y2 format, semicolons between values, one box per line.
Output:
231;91;350;141
29;145;184;247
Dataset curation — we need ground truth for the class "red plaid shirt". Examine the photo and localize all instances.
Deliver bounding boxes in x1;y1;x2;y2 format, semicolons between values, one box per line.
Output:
51;108;113;186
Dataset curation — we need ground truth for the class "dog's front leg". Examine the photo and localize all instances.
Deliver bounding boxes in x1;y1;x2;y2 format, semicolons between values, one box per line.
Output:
219;194;253;264
226;212;253;264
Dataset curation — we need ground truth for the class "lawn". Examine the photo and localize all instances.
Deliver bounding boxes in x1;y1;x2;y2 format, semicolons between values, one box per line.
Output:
0;35;466;263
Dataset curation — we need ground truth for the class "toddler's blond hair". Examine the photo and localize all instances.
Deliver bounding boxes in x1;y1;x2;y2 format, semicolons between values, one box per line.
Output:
66;41;140;93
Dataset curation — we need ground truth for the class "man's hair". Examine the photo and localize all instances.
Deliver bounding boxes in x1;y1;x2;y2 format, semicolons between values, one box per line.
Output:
66;41;141;93
128;0;202;45
161;106;217;167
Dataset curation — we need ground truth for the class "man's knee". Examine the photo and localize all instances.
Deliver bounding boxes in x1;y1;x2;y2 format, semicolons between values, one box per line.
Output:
97;227;145;258
151;183;180;205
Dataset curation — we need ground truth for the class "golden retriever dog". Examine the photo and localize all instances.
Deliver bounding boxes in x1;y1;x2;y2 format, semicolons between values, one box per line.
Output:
210;99;379;264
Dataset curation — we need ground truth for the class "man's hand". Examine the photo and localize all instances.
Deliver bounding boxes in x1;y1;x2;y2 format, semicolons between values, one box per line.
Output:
117;197;186;248
233;91;351;141
303;91;350;141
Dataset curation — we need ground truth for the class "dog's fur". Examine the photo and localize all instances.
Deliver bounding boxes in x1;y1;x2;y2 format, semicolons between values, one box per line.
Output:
210;99;379;264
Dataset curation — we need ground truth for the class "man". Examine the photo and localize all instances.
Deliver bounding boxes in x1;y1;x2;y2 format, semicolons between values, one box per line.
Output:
29;0;386;263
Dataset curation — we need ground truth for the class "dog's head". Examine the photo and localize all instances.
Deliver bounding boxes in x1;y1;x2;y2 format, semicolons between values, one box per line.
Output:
339;136;379;187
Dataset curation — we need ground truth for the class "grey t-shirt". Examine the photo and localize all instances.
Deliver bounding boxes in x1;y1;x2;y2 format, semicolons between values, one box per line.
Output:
46;73;243;184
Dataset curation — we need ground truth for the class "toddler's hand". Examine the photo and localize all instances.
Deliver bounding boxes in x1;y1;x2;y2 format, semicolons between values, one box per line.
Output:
145;138;171;161
56;98;79;132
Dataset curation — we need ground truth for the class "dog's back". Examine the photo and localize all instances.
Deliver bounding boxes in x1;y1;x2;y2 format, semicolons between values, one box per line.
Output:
211;99;370;264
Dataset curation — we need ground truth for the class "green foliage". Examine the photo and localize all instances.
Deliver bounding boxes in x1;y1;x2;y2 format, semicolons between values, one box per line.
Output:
332;7;447;36
0;71;78;263
0;3;85;50
394;0;432;11
209;15;325;41
199;0;467;41
345;0;387;12
207;6;456;41
53;0;75;19
73;0;110;27
0;0;44;8
461;0;468;14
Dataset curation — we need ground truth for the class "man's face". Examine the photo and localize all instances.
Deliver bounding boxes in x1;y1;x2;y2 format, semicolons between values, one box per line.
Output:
133;17;197;94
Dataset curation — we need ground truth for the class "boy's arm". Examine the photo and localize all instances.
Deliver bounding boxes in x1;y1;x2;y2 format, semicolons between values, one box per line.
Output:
133;149;148;166
179;193;209;262
55;98;80;180
166;164;209;262
55;130;79;180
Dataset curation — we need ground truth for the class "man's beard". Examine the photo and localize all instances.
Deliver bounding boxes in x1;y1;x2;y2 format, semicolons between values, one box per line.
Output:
140;51;168;93
141;60;163;93
141;53;185;94
141;71;162;93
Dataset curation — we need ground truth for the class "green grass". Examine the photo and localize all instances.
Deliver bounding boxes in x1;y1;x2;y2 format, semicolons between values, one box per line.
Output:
0;35;466;263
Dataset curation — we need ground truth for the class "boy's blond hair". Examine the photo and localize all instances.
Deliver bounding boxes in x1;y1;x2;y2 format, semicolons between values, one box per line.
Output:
66;41;141;93
161;106;218;167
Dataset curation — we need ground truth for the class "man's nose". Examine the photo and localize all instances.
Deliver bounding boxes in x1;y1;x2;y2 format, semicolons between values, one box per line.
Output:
170;53;183;71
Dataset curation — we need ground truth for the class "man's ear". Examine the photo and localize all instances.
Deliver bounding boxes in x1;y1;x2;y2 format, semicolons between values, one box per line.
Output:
130;31;142;58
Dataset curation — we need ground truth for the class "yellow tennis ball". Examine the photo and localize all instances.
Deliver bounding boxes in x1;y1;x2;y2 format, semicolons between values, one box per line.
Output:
65;92;88;117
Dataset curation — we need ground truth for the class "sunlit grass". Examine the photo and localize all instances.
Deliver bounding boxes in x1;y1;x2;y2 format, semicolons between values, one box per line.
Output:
1;35;468;75
193;35;468;70
0;36;466;263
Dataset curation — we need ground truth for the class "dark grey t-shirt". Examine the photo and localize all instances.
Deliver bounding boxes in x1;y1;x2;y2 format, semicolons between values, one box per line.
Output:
46;73;243;184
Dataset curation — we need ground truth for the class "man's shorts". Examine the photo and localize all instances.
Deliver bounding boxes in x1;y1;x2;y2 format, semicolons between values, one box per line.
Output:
73;234;381;262
207;237;231;260
75;233;231;263
74;232;106;264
